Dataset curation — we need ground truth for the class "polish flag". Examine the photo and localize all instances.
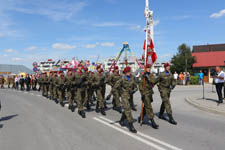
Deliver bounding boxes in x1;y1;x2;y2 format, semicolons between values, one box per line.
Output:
142;38;157;65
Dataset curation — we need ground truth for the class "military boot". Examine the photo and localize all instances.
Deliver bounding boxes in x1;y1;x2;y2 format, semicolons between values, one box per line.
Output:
68;105;72;110
78;110;86;118
150;119;159;129
100;108;106;116
95;102;99;113
168;114;177;125
158;106;167;120
119;112;126;127
131;106;137;111
106;94;111;101
128;122;137;133
60;102;64;107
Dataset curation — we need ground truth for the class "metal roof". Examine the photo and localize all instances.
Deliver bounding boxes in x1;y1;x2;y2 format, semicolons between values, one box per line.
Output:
0;64;33;74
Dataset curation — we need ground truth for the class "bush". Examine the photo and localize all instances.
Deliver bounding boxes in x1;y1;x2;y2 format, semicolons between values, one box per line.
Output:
190;76;199;85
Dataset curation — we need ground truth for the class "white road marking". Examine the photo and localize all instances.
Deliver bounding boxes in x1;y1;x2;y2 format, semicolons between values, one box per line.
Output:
98;116;183;150
94;117;167;150
37;95;41;97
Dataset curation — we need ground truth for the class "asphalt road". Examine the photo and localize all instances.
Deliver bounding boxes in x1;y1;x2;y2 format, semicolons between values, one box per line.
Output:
0;85;225;150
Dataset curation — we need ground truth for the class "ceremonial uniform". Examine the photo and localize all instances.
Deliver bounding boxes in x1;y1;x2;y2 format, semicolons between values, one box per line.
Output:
93;68;106;115
138;64;159;129
114;66;137;133
156;63;177;125
108;67;121;112
56;72;66;107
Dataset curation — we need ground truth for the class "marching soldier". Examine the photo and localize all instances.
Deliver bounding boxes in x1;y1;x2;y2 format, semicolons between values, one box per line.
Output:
52;71;59;103
138;64;159;129
48;71;54;100
93;65;106;116
156;63;177;125
114;66;137;133
66;69;75;112
56;71;66;107
7;75;11;88
108;66;122;113
83;67;92;110
74;64;86;118
42;73;49;98
0;75;5;88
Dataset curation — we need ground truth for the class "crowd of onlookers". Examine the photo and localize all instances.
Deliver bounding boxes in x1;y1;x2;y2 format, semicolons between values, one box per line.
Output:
173;71;191;85
0;74;39;91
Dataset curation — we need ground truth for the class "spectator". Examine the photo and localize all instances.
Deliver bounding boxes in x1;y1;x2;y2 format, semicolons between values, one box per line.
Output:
174;71;178;80
199;70;204;85
15;75;19;90
20;75;25;91
213;67;224;104
186;72;190;85
179;72;184;85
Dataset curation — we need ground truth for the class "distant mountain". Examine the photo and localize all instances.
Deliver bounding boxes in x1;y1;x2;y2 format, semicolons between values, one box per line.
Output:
0;64;33;74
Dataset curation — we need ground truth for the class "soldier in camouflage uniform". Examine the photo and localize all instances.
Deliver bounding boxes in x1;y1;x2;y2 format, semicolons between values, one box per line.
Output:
138;64;159;129
38;73;44;96
74;64;86;118
114;66;137;133
48;71;54;100
83;67;92;110
93;65;106;116
87;71;95;106
108;66;122;113
156;63;177;125
52;71;58;103
56;71;66;107
43;73;49;98
66;69;75;112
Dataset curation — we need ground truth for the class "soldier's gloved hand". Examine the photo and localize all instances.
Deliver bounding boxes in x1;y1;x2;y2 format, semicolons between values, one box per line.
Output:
141;95;145;102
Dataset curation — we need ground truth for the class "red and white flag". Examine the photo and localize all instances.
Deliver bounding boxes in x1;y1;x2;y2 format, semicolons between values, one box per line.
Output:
142;35;157;65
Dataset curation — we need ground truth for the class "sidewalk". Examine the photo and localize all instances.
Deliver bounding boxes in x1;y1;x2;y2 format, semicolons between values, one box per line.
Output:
185;91;225;117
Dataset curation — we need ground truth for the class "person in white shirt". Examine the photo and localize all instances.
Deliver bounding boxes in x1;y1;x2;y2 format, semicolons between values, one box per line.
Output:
173;72;178;80
213;67;225;104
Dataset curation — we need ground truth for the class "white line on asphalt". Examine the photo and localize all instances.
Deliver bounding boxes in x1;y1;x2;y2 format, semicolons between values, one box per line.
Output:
37;95;41;97
93;117;167;150
98;116;183;150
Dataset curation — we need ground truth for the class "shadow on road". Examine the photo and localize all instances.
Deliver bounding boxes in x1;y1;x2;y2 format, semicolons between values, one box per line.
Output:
0;124;3;129
0;114;18;122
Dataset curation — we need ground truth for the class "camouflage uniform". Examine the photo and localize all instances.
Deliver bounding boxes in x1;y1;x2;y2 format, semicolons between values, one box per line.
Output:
108;73;121;108
114;75;137;123
43;74;49;97
66;72;75;109
93;71;106;115
156;71;176;116
52;73;58;101
55;73;66;106
73;71;86;112
138;73;156;119
48;73;54;100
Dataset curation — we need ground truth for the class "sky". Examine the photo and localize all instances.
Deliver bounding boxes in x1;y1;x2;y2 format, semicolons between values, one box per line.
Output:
0;0;225;69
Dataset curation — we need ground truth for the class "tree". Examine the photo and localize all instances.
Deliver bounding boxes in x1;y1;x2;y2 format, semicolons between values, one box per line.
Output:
170;43;195;74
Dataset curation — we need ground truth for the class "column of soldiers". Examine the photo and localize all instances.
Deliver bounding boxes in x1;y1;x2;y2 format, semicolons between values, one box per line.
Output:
3;62;177;134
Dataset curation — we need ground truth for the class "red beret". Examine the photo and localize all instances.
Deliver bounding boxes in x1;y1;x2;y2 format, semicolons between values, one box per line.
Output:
78;64;83;68
114;66;119;70
146;64;151;68
96;64;101;70
164;63;170;68
123;66;131;73
68;68;72;71
84;67;88;72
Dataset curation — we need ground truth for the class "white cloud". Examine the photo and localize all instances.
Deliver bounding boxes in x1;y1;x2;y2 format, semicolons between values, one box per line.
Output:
52;43;76;50
84;44;98;49
210;9;225;18
100;42;115;47
129;25;142;31
5;48;16;53
84;42;115;49
12;57;24;62
25;46;37;51
3;54;8;57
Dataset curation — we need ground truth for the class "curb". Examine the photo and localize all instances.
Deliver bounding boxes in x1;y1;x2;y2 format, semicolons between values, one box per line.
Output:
185;97;225;117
